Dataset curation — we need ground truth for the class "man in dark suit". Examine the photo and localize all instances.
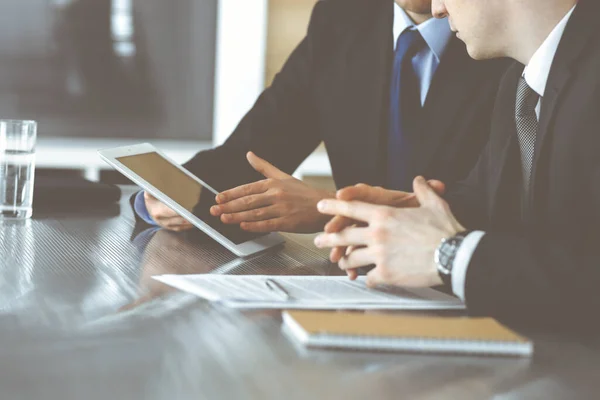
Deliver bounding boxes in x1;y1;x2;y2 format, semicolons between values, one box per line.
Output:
135;0;507;233
315;0;600;320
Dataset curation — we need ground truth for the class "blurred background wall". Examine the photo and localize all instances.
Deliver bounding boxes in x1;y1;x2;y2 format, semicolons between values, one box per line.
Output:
0;0;329;183
0;0;217;140
266;0;316;86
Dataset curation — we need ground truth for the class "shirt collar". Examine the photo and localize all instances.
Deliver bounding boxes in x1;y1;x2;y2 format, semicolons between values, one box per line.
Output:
523;5;576;97
393;4;453;62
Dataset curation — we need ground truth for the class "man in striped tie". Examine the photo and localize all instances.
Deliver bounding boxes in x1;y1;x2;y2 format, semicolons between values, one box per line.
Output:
315;0;600;326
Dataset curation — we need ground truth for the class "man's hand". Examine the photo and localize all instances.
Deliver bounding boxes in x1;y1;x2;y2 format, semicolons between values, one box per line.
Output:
144;192;194;231
313;176;464;288
325;181;446;267
210;152;334;233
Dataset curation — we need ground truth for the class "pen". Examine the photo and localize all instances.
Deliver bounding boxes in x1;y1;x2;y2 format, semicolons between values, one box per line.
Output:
265;278;292;301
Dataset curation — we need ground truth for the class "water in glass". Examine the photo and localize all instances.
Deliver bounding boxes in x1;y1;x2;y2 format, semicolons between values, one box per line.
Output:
0;150;35;219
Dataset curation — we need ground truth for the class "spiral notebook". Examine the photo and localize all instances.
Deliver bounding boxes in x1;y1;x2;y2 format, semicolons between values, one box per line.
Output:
282;311;533;357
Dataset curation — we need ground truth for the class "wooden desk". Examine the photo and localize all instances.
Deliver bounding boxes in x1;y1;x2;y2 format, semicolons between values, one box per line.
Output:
0;186;597;399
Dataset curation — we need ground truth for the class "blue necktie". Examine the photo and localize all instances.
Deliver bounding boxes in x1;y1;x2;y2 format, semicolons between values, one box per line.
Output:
387;28;425;190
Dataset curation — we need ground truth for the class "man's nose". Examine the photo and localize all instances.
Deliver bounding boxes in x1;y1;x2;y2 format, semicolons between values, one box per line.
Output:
432;0;449;19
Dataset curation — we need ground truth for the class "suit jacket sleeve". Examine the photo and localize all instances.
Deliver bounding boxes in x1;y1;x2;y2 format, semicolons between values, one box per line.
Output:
465;227;600;325
443;141;491;230
182;2;332;192
463;88;600;323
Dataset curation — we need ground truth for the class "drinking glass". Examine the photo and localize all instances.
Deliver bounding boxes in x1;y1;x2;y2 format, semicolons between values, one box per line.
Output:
0;120;37;219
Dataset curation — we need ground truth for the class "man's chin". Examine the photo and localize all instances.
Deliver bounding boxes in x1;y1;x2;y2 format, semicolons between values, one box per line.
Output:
464;44;494;61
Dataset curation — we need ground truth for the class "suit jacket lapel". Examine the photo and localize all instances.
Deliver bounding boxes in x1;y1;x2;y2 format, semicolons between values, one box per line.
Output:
530;0;599;204
333;1;393;186
405;38;474;180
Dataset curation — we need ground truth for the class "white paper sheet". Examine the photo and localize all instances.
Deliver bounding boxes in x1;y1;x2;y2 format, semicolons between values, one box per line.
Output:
153;275;465;310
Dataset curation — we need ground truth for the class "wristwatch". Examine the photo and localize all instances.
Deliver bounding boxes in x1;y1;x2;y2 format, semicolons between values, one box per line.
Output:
434;231;471;287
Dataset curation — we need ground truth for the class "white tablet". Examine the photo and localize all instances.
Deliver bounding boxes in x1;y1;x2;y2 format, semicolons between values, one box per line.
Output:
98;143;285;257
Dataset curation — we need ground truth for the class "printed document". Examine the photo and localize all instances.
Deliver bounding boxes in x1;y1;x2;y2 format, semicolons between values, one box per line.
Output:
153;275;465;310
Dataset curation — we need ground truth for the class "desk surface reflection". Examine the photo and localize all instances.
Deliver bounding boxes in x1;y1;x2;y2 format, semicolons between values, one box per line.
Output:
0;186;598;400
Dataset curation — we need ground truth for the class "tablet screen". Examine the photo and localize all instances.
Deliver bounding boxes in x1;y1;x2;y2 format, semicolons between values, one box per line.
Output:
117;152;267;245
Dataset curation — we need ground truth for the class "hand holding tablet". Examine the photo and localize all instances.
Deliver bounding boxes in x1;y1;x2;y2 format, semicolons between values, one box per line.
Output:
143;191;194;231
99;143;285;256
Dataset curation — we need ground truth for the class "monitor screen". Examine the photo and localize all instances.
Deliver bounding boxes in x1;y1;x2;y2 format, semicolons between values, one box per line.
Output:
117;151;267;245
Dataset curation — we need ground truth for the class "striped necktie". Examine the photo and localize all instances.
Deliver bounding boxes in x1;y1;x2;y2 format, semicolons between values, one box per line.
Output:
515;77;540;195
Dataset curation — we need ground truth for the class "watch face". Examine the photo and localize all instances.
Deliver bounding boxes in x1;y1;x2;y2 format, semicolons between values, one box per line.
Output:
437;237;462;275
439;245;454;268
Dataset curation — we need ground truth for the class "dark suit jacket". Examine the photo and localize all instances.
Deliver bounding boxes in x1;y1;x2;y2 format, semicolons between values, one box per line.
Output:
183;0;508;192
446;0;600;322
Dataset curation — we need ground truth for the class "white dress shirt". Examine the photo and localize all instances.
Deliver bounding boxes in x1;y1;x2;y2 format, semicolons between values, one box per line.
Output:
393;4;453;105
451;5;577;301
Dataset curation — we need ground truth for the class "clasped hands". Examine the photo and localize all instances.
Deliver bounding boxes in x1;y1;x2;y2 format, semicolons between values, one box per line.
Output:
313;177;465;289
144;151;466;289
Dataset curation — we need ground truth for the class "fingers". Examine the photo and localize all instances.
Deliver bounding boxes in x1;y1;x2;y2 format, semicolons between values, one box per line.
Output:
219;206;280;224
427;179;446;196
347;269;358;280
216;180;269;204
314;227;369;248
317;199;378;221
150;214;193;231
326;217;361;264
239;218;286;233
331;246;360;279
330;246;346;263
413;176;442;208
211;193;272;216
145;193;177;219
246;152;290;180
324;215;355;234
144;191;157;202
336;184;377;201
143;193;193;231
337;184;408;205
334;180;445;208
162;217;194;232
338;247;373;271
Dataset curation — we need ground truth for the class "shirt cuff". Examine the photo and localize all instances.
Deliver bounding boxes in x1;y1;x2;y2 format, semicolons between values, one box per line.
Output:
451;231;485;302
134;191;159;226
